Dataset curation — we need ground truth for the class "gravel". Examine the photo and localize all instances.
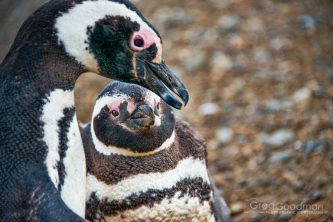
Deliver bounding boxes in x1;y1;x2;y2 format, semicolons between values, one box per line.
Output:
260;130;295;147
216;127;234;144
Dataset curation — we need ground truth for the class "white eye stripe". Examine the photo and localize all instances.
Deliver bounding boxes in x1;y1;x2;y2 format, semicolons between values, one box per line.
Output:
55;0;155;71
144;90;161;104
92;94;130;119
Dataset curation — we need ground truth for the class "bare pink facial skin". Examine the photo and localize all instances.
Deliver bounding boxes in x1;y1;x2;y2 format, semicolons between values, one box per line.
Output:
108;99;136;120
130;29;162;64
108;93;161;120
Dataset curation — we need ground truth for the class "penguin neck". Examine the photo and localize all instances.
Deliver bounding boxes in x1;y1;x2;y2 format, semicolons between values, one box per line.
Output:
1;45;86;92
91;124;177;157
0;0;89;92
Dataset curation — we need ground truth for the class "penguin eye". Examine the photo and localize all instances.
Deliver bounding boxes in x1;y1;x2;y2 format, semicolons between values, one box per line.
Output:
134;36;144;47
111;110;119;117
130;34;145;51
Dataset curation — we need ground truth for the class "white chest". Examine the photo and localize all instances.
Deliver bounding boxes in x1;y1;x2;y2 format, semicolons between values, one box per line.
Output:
87;157;214;221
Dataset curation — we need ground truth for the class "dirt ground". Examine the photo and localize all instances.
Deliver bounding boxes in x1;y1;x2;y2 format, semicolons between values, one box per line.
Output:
1;0;333;221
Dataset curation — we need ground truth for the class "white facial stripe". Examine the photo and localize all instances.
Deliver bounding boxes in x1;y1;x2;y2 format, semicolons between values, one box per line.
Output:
91;127;175;157
104;194;214;222
55;0;155;71
154;115;161;127
144;90;162;128
146;91;163;127
60;114;86;217
145;90;162;105
87;157;210;201
42;89;74;188
42;89;86;217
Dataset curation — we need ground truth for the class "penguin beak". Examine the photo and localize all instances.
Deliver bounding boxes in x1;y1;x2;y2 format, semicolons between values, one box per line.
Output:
140;61;189;110
130;104;155;128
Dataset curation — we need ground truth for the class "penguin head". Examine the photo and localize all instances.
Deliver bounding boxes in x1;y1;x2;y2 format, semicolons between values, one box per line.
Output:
91;81;175;153
53;0;188;109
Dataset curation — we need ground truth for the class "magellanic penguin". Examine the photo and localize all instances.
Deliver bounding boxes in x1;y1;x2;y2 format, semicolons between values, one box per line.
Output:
0;0;188;221
82;81;230;222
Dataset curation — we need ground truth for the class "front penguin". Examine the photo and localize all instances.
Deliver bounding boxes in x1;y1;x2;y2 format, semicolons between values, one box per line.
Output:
82;81;231;222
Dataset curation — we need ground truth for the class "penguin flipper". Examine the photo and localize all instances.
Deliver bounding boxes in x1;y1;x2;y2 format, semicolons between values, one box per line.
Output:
210;176;232;222
26;182;84;221
1;166;84;221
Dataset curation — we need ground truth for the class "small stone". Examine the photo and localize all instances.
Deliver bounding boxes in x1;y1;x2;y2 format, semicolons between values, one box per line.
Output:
154;8;194;29
250;211;263;222
239;178;258;191
308;190;324;201
265;99;293;112
216;127;234;144
269;150;293;164
228;34;246;50
243;17;264;32
215;162;230;172
293;140;303;150
260;129;294;147
197;28;219;48
277;61;294;75
230;202;244;215
270;37;292;51
275;212;294;222
304;141;326;154
253;48;271;64
198;103;220;116
222;101;236;113
223;79;246;100
313;87;325;97
183;51;205;72
329;116;333;125
299;15;316;33
282;171;300;187
292;87;312;108
257;175;275;187
327;85;333;97
211;52;233;74
218;15;240;29
222;145;239;156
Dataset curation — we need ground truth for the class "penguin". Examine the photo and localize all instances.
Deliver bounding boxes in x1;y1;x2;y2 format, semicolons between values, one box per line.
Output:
82;81;231;222
0;0;188;221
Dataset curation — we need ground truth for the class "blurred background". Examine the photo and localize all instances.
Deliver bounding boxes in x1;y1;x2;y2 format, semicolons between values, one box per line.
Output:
1;0;332;221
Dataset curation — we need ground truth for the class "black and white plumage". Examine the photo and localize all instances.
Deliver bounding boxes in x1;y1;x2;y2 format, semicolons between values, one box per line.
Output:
82;81;230;222
0;0;188;220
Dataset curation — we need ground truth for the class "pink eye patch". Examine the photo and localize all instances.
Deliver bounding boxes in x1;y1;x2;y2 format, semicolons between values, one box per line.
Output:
130;29;162;63
107;99;136;118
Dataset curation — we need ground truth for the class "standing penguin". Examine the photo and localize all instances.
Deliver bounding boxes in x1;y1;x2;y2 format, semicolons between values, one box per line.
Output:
82;81;230;222
0;0;188;220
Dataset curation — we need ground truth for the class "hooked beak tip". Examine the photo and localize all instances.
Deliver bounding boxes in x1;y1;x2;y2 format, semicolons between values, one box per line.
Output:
179;88;189;106
137;60;190;110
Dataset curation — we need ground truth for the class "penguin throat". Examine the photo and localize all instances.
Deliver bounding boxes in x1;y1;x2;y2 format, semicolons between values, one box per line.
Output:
91;128;176;157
